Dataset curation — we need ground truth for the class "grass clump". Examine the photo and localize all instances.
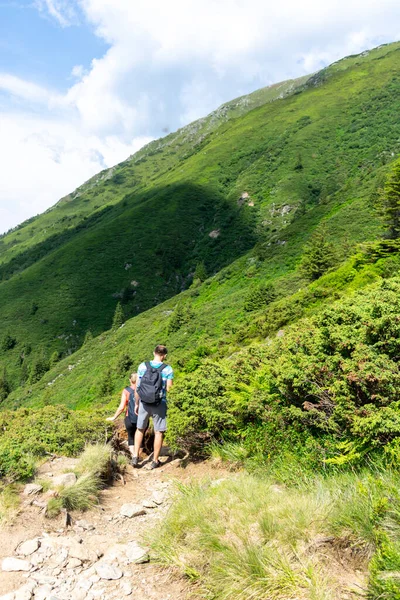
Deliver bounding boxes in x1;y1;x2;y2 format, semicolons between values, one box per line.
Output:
74;443;112;478
0;484;20;524
46;443;112;517
59;473;100;512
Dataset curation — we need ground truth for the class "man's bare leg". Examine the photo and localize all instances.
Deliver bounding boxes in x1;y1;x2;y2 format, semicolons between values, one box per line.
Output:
128;445;134;457
153;431;164;463
134;428;145;458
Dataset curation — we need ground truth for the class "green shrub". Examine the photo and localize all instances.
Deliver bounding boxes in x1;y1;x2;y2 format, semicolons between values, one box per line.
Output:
0;406;112;481
168;302;194;333
300;226;337;280
75;444;111;478
29;354;50;384
1;333;17;351
112;302;124;329
244;282;276;311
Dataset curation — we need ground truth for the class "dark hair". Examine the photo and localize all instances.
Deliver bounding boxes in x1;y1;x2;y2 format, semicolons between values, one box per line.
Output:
154;344;168;356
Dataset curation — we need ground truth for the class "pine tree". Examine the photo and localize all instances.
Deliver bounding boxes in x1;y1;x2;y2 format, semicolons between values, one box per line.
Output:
83;330;93;345
1;333;17;351
380;157;400;239
112;302;124;330
100;368;113;396
0;368;11;402
244;283;276;312
117;353;133;374
29;354;50;384
300;227;336;280
50;350;61;367
194;261;207;282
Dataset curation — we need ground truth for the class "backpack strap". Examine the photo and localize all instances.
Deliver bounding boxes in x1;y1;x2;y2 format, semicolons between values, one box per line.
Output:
156;363;168;372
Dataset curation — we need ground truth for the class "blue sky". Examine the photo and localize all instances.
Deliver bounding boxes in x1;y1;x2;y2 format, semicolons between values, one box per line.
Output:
1;0;400;234
0;2;107;90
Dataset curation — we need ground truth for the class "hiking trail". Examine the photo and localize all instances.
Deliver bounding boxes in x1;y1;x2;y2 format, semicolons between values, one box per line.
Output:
0;451;220;600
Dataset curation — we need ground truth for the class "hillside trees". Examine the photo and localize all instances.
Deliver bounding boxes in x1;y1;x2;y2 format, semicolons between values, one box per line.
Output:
0;369;11;402
244;283;276;311
380;156;400;238
112;302;125;330
300;226;337;280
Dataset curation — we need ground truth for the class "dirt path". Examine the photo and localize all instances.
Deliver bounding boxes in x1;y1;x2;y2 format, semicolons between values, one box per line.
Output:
0;453;223;600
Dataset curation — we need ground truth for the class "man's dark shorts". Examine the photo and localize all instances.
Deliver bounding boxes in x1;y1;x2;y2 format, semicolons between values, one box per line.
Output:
137;401;167;432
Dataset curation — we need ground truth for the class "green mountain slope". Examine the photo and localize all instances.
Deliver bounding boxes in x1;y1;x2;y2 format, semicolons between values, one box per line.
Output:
1;40;400;391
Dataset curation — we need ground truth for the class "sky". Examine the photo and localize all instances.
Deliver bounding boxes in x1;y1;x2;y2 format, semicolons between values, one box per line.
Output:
0;1;400;234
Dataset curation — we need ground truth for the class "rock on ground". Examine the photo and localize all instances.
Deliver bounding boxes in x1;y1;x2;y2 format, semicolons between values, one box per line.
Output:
2;558;31;572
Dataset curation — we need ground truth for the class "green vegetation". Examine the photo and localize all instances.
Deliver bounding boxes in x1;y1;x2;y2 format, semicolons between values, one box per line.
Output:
0;406;112;481
2;41;400;596
379;156;400;238
153;468;400;599
46;444;113;517
1;42;400;387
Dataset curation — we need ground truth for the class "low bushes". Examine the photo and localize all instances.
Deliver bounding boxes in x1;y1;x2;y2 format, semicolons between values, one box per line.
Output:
0;406;112;481
167;277;400;467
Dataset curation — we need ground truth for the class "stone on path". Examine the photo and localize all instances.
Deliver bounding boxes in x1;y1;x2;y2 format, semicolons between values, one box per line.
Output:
120;580;133;596
2;557;31;572
152;491;165;505
15;538;40;557
0;593;15;600
14;581;36;600
142;499;157;509
23;484;42;496
74;519;95;530
126;541;149;564
66;557;82;569
51;473;77;488
120;504;146;518
95;561;123;580
31;585;53;600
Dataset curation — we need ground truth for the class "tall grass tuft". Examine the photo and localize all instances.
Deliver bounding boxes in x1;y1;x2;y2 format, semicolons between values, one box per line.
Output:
46;443;113;517
74;443;112;478
59;473;100;512
0;484;20;524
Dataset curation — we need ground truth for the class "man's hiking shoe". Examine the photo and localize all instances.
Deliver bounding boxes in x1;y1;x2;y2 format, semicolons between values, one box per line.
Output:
150;460;161;470
131;456;139;468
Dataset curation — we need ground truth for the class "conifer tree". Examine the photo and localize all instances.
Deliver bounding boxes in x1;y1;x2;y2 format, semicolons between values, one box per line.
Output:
194;261;207;282
300;227;336;280
50;350;61;367
112;302;124;329
0;368;11;402
83;330;93;345
380;157;400;239
29;353;50;384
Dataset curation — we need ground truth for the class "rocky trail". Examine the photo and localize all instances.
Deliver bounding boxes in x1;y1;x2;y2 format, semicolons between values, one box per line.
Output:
0;451;217;600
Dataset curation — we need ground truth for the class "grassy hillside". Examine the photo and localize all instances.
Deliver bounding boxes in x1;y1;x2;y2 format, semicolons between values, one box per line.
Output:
1;40;400;392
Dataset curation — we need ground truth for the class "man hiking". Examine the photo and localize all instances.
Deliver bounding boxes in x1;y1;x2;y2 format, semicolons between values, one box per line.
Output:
132;344;173;469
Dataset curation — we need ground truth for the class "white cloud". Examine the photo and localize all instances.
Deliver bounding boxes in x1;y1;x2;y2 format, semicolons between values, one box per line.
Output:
34;0;79;27
1;0;400;233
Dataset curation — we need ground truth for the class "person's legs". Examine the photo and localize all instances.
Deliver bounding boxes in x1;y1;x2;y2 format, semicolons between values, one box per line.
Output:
133;403;150;464
151;402;167;467
133;428;145;458
153;431;164;463
124;417;136;457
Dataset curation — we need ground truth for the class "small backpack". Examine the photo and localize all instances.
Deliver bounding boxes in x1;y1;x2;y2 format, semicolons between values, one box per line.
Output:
125;387;137;423
138;362;167;405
